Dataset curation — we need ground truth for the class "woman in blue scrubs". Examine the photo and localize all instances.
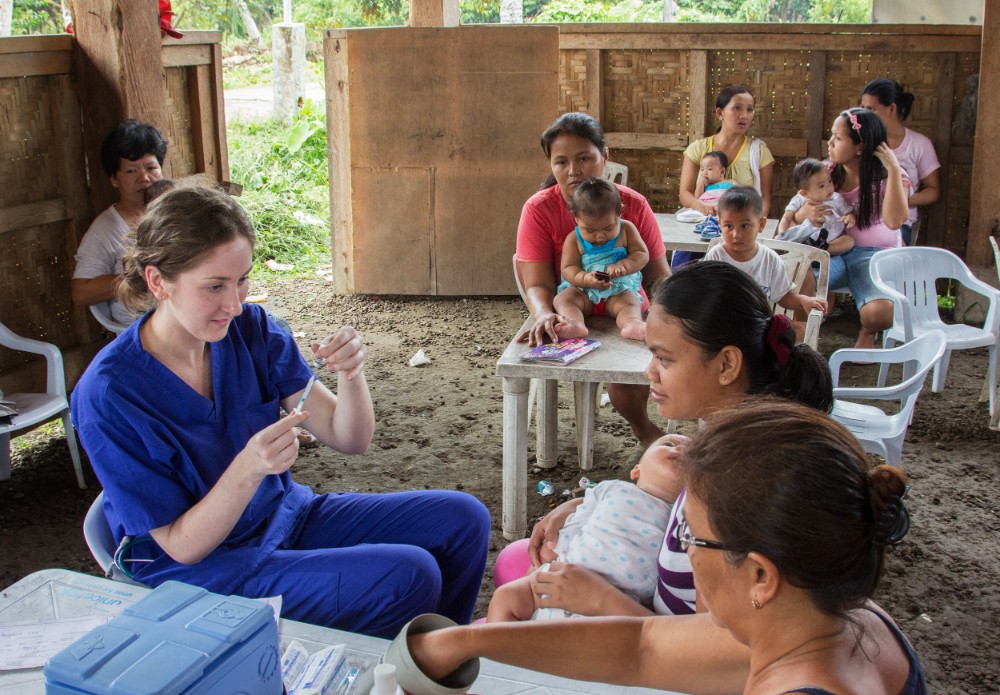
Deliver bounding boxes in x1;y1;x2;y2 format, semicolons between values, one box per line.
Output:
71;186;490;638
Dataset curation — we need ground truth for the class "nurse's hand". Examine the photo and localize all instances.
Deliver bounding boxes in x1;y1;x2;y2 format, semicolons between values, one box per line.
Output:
238;410;309;478
312;326;366;380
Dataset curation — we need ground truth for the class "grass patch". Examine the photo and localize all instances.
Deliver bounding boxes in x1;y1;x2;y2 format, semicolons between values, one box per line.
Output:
227;98;331;278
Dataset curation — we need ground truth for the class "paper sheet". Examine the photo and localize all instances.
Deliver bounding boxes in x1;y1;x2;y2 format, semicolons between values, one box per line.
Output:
0;616;111;670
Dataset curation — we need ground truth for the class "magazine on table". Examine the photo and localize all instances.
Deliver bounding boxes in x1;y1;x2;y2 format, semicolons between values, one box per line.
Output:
519;338;600;365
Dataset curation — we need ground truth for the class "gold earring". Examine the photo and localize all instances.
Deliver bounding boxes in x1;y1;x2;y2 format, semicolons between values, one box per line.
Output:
751;598;762;609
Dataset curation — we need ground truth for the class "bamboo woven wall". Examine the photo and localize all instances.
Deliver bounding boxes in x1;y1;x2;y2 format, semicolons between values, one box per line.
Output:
0;32;227;395
558;23;981;256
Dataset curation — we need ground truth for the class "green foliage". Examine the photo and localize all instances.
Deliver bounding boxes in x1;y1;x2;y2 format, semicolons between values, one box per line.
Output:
227;100;332;275
673;0;869;22
807;0;871;22
11;0;63;35
533;0;660;23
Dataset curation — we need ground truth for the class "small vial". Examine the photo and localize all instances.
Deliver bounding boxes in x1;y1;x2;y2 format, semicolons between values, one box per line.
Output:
536;480;554;496
313;336;332;369
370;663;403;695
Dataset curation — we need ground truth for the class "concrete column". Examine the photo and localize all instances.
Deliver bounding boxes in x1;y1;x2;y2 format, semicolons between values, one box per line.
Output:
272;22;306;122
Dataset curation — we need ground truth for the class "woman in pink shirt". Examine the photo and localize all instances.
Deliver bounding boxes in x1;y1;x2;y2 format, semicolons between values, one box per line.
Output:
516;112;670;447
796;108;909;349
861;78;941;246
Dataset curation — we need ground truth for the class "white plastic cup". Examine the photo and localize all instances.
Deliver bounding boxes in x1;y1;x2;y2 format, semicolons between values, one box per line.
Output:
381;614;480;695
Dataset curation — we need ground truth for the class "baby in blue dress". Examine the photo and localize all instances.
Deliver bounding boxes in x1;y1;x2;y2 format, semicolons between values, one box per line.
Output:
554;178;650;341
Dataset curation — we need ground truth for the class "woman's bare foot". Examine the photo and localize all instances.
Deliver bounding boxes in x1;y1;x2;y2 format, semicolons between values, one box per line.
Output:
554;319;589;339
620;319;646;341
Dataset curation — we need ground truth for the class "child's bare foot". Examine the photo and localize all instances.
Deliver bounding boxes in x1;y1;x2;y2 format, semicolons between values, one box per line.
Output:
554;319;589;339
620;319;646;341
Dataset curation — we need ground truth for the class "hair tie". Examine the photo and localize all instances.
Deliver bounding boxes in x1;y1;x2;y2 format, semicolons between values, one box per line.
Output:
766;314;792;367
874;496;910;546
846;111;863;132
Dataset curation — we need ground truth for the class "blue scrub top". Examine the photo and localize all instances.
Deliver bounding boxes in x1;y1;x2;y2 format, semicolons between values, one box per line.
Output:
72;303;314;592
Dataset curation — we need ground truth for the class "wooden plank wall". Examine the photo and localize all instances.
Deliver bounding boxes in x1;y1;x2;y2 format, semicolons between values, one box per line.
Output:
325;26;560;296
557;23;981;256
0;32;228;395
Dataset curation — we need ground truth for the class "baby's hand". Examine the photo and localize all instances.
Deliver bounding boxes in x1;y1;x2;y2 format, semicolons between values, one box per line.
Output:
586;271;612;288
605;262;627;278
839;212;856;228
803;295;828;314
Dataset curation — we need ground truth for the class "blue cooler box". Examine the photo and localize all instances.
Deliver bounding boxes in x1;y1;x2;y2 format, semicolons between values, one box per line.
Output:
44;580;283;695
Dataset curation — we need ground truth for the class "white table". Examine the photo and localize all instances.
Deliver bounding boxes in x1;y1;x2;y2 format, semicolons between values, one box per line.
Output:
0;569;675;695
655;212;779;252
495;317;651;540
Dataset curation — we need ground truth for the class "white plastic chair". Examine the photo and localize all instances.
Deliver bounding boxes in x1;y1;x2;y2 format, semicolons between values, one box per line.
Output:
601;161;628;187
90;302;132;334
0;322;85;489
706;237;830;350
829;330;947;465
991;236;1000;430
83;491;149;586
871;247;999;418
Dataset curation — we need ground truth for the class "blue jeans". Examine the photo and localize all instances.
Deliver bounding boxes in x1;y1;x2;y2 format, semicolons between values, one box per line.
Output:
829;246;893;311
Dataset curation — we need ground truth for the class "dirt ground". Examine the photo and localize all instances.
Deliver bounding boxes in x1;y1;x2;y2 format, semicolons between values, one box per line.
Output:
2;274;998;693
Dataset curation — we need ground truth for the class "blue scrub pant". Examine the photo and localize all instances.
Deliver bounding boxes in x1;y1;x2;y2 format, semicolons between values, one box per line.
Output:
238;490;490;638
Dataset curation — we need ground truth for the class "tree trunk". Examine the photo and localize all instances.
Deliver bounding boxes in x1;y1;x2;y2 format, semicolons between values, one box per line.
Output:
662;0;674;22
234;0;264;50
500;0;523;24
0;0;14;36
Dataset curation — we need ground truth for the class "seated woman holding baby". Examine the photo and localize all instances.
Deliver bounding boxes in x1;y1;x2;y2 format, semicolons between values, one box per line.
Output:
516;111;670;448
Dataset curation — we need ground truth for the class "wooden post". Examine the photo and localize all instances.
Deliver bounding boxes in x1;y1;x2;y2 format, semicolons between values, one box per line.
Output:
71;0;170;215
967;0;999;268
409;0;459;27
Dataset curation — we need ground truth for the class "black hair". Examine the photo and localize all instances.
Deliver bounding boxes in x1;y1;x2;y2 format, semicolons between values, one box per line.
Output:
99;120;168;177
862;78;915;121
793;158;826;190
702;150;730;170
569;177;622;219
539;112;607;190
717;185;763;217
714;85;755;133
651;261;833;412
143;178;177;205
830;108;888;230
684;398;910;620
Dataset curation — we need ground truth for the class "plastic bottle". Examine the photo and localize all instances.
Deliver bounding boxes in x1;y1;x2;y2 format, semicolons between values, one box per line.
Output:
370;663;404;695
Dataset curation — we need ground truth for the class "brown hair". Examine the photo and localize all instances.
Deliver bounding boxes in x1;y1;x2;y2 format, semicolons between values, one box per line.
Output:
683;398;909;619
119;186;255;313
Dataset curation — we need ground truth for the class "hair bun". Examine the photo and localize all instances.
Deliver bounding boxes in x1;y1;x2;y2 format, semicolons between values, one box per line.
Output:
869;465;910;546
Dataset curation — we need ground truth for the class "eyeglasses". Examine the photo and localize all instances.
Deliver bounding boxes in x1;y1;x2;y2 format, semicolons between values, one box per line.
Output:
675;516;729;552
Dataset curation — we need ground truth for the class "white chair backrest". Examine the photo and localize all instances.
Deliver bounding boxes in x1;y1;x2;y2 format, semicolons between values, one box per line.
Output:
83;491;115;575
829;329;947;418
601;161;628;187
90;302;132;334
990;235;999;284
0;321;66;398
512;254;527;303
871;247;1000;340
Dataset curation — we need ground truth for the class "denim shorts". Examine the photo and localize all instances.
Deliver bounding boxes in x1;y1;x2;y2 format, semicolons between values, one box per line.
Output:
828;246;894;310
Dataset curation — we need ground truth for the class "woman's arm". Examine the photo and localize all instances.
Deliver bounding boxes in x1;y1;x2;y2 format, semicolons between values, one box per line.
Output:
516;261;564;346
758;162;774;218
408;614;750;695
149;409;310;564
71;275;120;306
679;157;714;215
306;326;375;454
908;169;941;208
875;144;909;230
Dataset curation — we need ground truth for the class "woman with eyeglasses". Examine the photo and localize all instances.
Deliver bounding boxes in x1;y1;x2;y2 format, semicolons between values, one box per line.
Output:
391;398;923;695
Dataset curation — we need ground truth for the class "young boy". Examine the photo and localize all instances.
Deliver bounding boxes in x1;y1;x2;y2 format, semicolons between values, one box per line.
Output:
704;186;827;342
778;158;856;256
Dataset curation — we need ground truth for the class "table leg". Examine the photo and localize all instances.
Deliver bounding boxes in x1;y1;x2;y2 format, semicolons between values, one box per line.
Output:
536;379;558;469
502;376;530;540
574;381;598;471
